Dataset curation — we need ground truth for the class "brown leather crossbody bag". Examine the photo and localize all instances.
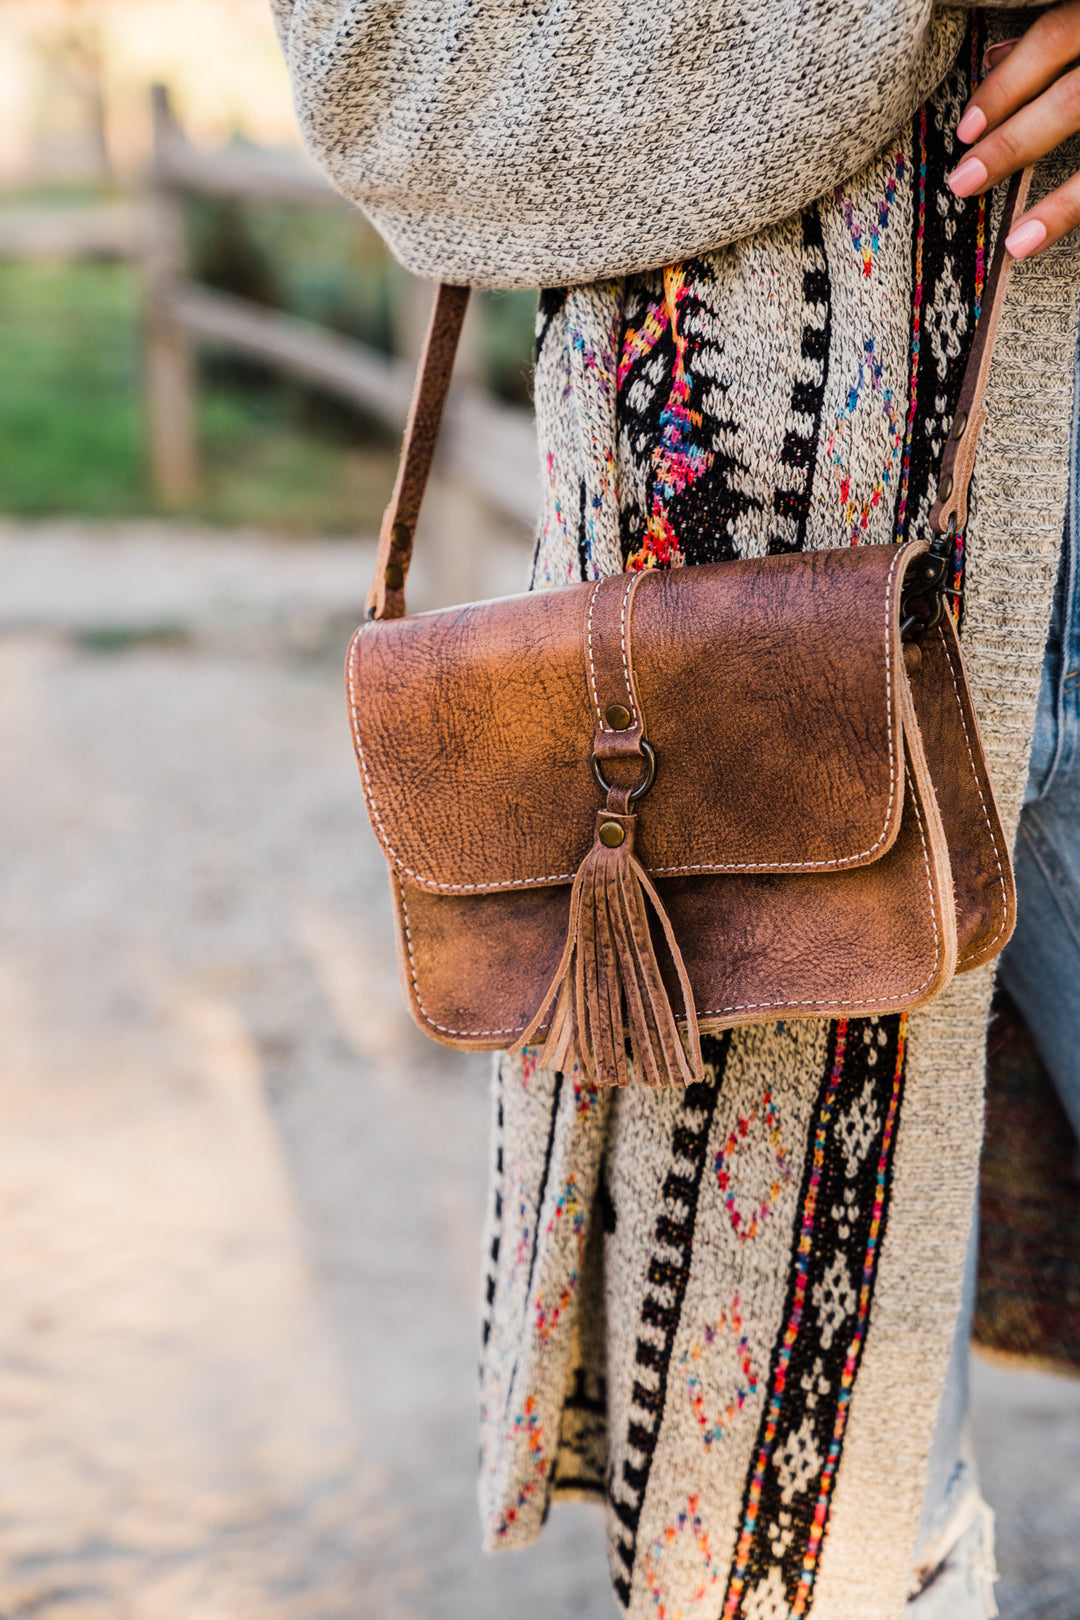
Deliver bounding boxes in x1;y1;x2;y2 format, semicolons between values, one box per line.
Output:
347;173;1030;1089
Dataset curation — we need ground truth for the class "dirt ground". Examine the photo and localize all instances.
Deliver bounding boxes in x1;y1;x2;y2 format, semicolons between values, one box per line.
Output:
0;520;1077;1620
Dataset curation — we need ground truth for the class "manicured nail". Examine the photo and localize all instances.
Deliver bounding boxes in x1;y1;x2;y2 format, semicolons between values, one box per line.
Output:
1005;218;1048;259
983;39;1019;73
948;156;988;198
955;105;987;144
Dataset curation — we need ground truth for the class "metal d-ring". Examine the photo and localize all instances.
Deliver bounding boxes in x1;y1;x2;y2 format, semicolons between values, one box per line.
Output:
591;738;657;803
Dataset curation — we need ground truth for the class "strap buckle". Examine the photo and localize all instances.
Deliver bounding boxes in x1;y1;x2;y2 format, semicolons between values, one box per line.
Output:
901;514;958;643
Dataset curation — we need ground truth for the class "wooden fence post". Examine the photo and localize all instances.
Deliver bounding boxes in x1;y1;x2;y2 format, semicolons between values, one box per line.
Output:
143;84;197;506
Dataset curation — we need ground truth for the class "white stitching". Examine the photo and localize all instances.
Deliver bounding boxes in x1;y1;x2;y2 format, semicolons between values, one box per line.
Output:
349;543;912;891
696;761;943;1016
644;544;905;874
400;762;945;1038
397;877;527;1038
347;630;576;892
618;573;638;726
585;578;605;728
934;623;1010;966
586;574;638;730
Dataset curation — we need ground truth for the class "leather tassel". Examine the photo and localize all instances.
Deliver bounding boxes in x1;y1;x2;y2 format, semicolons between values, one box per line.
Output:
523;810;703;1088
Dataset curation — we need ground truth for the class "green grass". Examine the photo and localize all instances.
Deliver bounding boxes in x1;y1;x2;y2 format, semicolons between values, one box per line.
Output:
0;258;399;533
0;260;146;517
0;204;537;533
191;377;399;534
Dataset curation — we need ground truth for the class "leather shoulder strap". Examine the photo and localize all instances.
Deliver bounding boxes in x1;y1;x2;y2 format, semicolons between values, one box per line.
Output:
367;168;1033;619
366;282;470;621
928;165;1032;538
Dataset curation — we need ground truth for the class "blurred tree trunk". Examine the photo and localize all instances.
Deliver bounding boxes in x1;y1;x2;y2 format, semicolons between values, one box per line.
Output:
32;0;111;181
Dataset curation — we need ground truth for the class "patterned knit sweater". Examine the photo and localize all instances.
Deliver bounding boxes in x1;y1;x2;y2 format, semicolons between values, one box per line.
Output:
273;6;1080;1618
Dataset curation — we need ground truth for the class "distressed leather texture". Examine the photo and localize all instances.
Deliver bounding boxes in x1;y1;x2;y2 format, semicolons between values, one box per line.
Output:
347;540;1016;1058
351;545;910;891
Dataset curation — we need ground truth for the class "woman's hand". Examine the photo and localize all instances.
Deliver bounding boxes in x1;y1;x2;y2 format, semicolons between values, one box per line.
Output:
949;1;1080;257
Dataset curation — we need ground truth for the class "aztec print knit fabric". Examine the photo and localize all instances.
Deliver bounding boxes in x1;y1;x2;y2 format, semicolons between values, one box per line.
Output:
269;0;1039;289
477;22;1080;1620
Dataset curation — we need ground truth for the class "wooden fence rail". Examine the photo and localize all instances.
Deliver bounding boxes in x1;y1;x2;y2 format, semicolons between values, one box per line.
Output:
0;203;140;260
0;87;539;540
144;85;539;528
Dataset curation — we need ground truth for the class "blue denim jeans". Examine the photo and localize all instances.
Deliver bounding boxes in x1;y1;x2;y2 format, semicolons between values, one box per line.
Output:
998;515;1080;1140
906;364;1080;1614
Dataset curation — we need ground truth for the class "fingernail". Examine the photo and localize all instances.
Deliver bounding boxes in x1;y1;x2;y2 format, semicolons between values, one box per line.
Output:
1005;218;1048;259
948;156;989;198
955;105;987;143
983;38;1019;73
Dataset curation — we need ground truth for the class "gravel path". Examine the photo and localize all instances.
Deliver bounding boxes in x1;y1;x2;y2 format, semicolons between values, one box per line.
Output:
0;521;1075;1620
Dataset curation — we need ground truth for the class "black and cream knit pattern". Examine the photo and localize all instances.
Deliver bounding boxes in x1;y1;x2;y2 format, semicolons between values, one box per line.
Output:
478;29;1080;1620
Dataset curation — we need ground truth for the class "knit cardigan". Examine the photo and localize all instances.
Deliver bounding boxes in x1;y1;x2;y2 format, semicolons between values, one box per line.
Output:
272;6;1079;1618
275;0;1041;289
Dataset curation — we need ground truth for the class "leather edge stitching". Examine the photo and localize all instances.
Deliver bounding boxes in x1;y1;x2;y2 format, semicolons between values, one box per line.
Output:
400;758;944;1041
651;542;906;876
696;760;942;1016
348;628;578;892
396;875;528;1039
935;623;1010;967
586;574;639;731
349;543;910;893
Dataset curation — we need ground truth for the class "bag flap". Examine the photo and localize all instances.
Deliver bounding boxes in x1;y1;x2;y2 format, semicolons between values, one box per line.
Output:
347;541;922;895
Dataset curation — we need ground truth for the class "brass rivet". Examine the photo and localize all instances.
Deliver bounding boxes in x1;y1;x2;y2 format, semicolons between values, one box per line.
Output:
937;472;953;503
599;821;625;848
390;522;412;549
384;562;405;590
605;703;632;730
951;412;968;441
